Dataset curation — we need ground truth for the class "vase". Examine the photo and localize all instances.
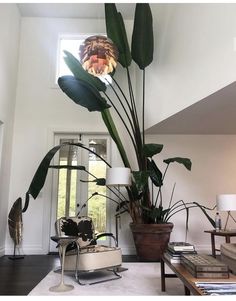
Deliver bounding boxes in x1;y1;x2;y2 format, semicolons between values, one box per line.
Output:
130;222;174;261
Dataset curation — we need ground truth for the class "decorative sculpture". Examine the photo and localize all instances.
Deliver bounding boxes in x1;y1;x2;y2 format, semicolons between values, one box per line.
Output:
8;197;24;259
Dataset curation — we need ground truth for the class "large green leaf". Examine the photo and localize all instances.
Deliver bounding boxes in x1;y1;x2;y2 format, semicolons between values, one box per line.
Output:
163;157;192;171
101;108;130;168
80;178;106;186
49;165;86;171
26;144;63;200
143;143;163;158
58;76;110;112
132;170;150;192
147;159;163;187
22;142;111;212
105;3;131;67
63;50;106;92
131;4;154;69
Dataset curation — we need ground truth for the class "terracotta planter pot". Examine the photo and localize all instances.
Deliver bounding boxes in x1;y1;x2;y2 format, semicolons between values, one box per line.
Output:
130;222;174;261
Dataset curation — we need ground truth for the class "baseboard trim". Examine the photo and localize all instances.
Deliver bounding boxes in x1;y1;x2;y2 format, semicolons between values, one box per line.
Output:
5;244;46;255
0;245;5;257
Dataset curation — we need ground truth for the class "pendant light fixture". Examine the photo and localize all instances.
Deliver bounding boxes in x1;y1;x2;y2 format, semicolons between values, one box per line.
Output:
79;35;118;77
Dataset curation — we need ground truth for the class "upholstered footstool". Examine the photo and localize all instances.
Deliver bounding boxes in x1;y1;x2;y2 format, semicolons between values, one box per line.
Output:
221;243;236;274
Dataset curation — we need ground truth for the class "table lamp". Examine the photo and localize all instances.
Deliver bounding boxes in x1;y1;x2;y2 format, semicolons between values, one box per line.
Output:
216;194;236;231
106;167;131;272
106;167;131;240
106;167;131;187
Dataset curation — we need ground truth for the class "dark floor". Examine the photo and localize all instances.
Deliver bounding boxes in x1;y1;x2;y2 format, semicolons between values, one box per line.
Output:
0;254;138;295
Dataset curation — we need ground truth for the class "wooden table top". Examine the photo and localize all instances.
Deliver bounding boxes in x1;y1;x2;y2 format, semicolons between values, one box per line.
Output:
204;230;236;235
162;255;236;295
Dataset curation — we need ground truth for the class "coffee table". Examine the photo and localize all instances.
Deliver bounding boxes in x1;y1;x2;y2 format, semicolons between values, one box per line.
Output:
160;254;236;295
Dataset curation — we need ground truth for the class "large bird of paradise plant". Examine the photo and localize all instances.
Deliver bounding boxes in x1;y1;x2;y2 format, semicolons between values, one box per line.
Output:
56;3;216;226
8;4;215;249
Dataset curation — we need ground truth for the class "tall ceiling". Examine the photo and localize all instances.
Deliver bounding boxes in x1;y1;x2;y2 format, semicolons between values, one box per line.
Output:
17;3;236;135
17;3;136;19
146;81;236;135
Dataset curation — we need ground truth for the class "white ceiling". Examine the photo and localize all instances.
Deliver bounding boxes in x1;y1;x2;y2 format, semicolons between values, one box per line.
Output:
16;3;236;135
146;81;236;135
17;3;136;19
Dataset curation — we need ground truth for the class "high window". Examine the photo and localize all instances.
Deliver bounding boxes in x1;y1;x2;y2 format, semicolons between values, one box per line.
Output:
56;35;112;84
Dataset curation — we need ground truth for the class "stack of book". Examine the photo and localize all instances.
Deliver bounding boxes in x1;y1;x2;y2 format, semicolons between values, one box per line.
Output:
181;254;229;278
164;242;196;264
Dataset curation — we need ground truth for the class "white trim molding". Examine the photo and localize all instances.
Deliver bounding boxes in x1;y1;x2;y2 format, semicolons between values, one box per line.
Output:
0;245;5;257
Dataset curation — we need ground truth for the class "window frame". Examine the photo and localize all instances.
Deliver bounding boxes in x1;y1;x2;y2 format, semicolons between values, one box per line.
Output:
52;33;107;88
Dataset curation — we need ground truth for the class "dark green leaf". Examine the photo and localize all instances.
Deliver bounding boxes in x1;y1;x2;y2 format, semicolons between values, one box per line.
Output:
163;157;192;171
143;143;163;158
131;4;154;69
116;201;129;212
63;51;106;92
101;108;130;168
132;170;150;192
80;178;106;186
94;178;106;186
193;202;216;228
117;12;132;67
27;144;63;199
49;165;86;171
58;76;110;112
22;142;111;213
105;4;131;67
147;159;162;187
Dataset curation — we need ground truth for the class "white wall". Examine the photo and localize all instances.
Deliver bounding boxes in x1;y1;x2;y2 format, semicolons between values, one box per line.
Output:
0;4;20;256
146;135;236;252
146;3;236;129
5;16;135;255
5;5;236;256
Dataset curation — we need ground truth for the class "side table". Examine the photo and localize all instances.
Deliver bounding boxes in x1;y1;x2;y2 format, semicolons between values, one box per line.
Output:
204;230;236;258
50;235;79;292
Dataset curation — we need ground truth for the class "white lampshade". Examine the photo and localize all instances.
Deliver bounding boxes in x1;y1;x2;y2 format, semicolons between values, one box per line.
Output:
216;194;236;211
106;167;131;187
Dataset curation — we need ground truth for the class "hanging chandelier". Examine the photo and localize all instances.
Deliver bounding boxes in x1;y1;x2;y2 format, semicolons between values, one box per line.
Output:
79;35;118;77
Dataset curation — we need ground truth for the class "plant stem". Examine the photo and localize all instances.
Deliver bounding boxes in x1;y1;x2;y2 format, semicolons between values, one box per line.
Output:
126;68;139;127
168;183;176;208
105;78;135;135
142;69;145;145
165;202;215;222
112;76;133;113
126;68;144;170
160;188;163;207
104;91;137;152
112;75;142;160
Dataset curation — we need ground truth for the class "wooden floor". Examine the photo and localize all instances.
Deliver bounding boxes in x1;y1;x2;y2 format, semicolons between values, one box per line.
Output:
0;254;138;295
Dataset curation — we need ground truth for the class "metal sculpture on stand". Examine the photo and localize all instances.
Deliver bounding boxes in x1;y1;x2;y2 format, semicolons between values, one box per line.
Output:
8;197;24;260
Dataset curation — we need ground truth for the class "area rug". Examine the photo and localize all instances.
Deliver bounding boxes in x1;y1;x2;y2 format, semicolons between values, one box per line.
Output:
29;262;184;296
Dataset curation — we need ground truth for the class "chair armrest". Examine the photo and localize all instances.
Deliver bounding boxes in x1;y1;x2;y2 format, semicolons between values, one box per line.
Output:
96;233;118;247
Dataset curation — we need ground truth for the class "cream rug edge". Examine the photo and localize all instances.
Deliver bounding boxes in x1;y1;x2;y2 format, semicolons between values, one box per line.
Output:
29;262;184;296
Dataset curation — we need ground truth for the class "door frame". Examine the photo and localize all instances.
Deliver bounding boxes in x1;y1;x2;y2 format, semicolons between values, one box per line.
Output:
47;130;111;252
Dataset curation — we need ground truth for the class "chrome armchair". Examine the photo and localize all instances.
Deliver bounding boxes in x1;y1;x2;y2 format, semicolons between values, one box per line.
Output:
55;216;122;285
